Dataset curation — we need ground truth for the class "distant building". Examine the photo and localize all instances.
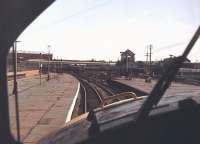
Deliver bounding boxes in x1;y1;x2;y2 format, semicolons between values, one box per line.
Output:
7;51;53;64
119;49;136;75
7;51;53;72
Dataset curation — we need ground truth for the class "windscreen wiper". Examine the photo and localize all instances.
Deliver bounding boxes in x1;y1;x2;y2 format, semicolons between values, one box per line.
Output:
136;25;200;122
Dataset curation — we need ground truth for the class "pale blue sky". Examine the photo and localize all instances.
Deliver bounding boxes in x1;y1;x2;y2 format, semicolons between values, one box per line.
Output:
18;0;200;61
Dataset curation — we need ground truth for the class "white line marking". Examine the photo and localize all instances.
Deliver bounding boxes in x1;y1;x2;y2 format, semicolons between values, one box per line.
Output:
65;82;80;123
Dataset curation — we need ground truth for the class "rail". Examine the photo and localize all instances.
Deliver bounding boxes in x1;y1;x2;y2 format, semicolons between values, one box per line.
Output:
80;79;104;113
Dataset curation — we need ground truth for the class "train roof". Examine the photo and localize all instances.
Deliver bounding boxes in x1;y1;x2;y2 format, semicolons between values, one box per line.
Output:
39;93;200;144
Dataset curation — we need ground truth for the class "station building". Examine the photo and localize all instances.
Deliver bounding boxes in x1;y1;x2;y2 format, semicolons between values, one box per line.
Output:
118;49;136;75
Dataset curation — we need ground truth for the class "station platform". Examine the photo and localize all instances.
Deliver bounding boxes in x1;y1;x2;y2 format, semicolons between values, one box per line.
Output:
114;77;200;97
8;73;79;143
7;70;39;80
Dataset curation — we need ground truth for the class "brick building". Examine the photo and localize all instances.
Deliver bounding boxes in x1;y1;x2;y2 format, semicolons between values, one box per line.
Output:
7;51;53;64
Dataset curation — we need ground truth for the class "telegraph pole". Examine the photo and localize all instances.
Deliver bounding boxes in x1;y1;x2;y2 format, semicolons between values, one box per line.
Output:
145;47;149;74
149;44;152;76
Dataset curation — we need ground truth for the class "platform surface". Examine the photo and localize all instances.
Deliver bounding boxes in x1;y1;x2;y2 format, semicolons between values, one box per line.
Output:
114;77;200;97
8;73;79;143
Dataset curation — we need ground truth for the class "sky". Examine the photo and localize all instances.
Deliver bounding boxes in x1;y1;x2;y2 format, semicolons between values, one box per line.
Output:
18;0;200;61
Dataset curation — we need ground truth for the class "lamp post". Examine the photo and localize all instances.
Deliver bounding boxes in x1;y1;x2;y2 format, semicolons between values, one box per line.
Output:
169;54;174;59
39;53;42;85
61;58;63;73
57;56;58;73
13;41;21;72
13;40;21;143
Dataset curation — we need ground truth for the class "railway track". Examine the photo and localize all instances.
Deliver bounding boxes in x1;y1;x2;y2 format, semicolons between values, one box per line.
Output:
79;79;104;113
78;76;125;114
71;72;145;115
93;81;115;96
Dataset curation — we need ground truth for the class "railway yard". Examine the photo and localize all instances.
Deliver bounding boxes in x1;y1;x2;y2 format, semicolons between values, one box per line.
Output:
7;68;200;144
71;71;148;117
